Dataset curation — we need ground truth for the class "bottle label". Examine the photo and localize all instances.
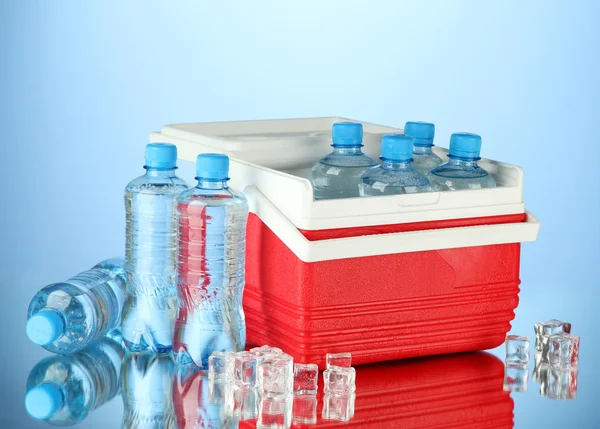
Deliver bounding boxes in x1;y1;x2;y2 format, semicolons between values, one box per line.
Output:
327;167;342;176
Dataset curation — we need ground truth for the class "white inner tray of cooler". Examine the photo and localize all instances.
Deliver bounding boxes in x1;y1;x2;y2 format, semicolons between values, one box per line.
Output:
152;117;524;230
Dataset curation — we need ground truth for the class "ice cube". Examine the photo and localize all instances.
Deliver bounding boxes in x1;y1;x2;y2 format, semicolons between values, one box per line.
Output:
257;395;293;429
223;383;259;420
208;351;230;382
257;354;294;398
323;366;356;395
208;380;226;404
546;367;578;400
322;394;356;422
503;363;529;392
532;352;548;383
534;319;571;352
549;334;580;369
292;395;317;425
505;335;530;365
225;351;258;387
326;352;352;368
250;345;283;358
293;363;318;395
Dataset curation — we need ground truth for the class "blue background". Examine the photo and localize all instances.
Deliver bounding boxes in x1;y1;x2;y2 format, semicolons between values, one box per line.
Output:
1;1;599;427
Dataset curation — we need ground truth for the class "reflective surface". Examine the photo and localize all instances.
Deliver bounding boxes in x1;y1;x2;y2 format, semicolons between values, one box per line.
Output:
10;335;597;428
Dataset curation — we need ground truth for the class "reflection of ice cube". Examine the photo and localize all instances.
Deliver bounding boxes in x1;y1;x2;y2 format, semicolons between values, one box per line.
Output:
326;352;352;369
505;335;530;365
546;367;578;400
257;395;293;429
258;354;294;397
532;352;548;383
223;384;259;420
322;394;356;422
549;334;580;369
293;363;318;395
292;395;317;425
534;319;571;352
503;363;529;392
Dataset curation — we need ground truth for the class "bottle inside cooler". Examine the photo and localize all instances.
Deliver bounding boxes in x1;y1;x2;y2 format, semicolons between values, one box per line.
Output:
403;121;443;173
428;133;497;191
359;134;433;196
26;258;126;354
122;143;188;353
311;122;378;200
173;153;249;368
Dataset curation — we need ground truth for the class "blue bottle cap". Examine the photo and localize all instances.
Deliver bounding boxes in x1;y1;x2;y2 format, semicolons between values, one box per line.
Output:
144;143;177;169
196;153;230;180
381;134;415;162
25;383;64;420
448;133;482;159
26;310;65;346
404;121;435;146
332;122;363;147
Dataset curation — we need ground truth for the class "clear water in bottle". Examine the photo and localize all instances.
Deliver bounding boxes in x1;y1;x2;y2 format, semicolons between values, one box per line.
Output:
311;122;378;200
403;121;444;174
25;336;124;425
26;258;126;354
360;134;433;196
173;153;249;368
428;133;497;191
122;143;188;354
121;351;175;429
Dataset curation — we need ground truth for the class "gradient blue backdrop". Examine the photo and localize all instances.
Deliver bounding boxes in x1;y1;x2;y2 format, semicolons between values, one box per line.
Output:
1;1;599;427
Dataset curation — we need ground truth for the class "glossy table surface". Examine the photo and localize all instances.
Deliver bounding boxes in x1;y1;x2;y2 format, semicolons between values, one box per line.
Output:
4;313;598;428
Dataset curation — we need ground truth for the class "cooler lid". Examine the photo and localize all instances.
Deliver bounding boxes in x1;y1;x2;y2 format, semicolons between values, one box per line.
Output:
156;117;402;169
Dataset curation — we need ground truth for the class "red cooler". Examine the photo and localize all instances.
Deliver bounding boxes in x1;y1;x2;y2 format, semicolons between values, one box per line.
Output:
153;117;540;368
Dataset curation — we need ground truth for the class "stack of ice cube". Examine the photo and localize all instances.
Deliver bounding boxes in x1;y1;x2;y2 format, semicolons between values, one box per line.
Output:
322;352;356;422
503;335;530;392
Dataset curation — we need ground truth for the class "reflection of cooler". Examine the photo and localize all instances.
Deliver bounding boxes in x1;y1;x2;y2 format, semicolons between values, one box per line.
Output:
152;118;540;368
316;352;513;428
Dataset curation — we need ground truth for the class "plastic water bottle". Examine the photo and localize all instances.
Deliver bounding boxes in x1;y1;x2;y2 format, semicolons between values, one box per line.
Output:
173;154;249;368
122;143;188;353
25;337;124;425
359;134;433;196
121;352;175;429
311;122;378;200
26;258;126;354
428;133;497;191
404;121;443;173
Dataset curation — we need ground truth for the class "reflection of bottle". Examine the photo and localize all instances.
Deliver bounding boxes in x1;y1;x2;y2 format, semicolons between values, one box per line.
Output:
26;258;125;354
25;337;124;426
172;367;223;428
312;352;513;428
121;352;175;429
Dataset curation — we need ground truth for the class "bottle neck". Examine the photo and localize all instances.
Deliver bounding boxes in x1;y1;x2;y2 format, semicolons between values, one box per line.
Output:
145;167;177;178
382;159;412;170
332;146;363;155
413;145;433;155
196;179;228;190
447;156;479;167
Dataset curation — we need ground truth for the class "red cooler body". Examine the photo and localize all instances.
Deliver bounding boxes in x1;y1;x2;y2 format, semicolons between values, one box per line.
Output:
153;117;540;368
